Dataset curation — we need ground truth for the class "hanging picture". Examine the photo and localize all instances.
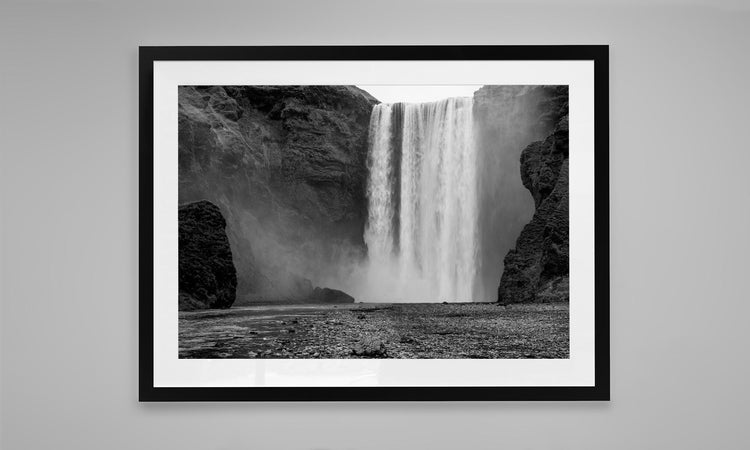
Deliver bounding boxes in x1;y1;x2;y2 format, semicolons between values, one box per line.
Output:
140;46;609;401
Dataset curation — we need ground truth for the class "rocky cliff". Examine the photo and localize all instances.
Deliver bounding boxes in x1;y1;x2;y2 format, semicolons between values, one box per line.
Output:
179;201;238;311
473;86;569;301
178;86;377;302
496;90;569;304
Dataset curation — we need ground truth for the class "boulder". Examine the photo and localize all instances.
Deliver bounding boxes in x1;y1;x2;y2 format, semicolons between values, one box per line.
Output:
351;338;388;358
178;200;238;310
309;287;355;304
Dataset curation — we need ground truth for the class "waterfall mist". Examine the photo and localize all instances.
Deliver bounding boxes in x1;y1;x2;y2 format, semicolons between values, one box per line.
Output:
473;86;559;301
351;87;550;303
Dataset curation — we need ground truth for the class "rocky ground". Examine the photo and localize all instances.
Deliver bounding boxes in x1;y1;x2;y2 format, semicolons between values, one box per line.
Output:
179;302;568;359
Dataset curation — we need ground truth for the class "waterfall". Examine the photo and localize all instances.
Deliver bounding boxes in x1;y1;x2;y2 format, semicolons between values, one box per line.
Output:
364;97;479;302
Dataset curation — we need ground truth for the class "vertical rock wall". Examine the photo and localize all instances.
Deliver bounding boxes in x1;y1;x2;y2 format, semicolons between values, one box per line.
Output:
473;85;569;302
497;95;570;304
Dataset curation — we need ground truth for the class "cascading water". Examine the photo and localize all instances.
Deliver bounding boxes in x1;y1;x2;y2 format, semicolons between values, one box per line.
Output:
363;97;480;302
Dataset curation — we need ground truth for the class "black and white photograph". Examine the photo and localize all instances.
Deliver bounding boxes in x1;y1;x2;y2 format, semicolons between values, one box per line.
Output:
177;84;570;360
142;47;605;400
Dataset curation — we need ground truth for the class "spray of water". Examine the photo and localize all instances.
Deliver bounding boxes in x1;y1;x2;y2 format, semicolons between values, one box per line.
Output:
362;98;479;302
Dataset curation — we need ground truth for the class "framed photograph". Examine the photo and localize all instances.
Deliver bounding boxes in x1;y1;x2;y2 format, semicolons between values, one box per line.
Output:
140;45;609;401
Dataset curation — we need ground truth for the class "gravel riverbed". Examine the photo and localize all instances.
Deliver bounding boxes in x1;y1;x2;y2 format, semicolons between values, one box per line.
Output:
179;302;569;359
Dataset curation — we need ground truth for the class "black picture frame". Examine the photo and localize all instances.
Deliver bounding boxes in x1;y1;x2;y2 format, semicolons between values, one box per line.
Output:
139;45;609;402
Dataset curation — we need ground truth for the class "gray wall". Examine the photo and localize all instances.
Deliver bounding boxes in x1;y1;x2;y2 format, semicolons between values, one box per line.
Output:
1;0;749;448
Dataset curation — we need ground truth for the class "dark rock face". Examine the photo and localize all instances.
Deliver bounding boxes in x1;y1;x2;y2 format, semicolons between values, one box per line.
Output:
473;85;569;300
179;201;238;310
497;102;569;304
178;86;377;302
522;115;569;209
309;287;355;304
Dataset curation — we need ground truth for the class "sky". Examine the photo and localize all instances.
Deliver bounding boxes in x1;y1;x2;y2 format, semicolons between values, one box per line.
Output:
358;85;483;104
